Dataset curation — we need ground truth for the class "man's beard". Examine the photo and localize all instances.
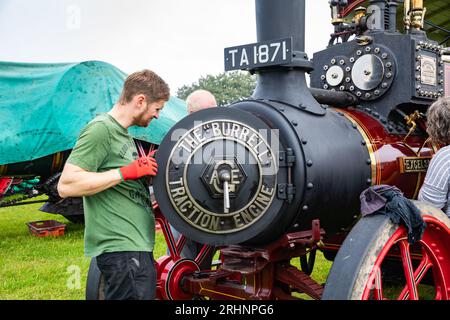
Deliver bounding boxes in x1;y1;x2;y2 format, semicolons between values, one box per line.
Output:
134;113;152;127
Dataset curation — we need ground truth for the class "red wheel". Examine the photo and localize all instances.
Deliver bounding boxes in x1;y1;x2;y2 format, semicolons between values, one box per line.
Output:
157;257;200;300
323;201;450;300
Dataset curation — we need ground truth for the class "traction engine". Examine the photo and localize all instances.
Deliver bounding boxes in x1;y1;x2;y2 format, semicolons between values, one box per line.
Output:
3;0;446;300
148;0;450;300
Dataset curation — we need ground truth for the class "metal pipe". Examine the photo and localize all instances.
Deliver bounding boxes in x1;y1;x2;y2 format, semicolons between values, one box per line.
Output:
412;0;423;10
404;0;411;32
255;0;305;53
253;0;323;114
411;0;425;30
387;1;398;32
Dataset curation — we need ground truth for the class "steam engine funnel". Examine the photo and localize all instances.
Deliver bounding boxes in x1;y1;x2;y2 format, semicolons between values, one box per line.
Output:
252;0;325;115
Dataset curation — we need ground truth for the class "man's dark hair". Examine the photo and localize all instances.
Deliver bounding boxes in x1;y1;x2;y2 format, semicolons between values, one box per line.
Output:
119;69;170;104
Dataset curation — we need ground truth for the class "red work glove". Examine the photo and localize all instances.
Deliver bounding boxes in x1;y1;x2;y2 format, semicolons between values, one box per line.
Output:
119;156;158;181
148;149;157;158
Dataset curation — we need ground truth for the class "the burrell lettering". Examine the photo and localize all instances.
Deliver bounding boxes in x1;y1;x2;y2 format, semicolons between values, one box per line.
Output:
166;120;277;234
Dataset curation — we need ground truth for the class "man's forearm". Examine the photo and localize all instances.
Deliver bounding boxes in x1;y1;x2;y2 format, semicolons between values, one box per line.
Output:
58;168;122;198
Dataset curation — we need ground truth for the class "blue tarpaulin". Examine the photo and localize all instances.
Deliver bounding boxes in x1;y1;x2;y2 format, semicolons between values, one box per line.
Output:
0;61;187;165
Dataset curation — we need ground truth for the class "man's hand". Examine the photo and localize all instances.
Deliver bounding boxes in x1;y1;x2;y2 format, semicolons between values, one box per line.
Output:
119;157;158;181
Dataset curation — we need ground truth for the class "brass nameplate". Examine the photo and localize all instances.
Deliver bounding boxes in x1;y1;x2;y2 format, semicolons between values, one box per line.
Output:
421;55;437;86
166;119;278;234
399;156;431;173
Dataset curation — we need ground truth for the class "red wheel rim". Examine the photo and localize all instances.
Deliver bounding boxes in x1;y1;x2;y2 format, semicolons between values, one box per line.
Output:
362;215;450;300
158;257;200;300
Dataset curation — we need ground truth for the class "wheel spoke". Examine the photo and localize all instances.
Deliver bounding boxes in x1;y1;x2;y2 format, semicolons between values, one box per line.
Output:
398;248;432;300
399;240;419;300
372;267;384;300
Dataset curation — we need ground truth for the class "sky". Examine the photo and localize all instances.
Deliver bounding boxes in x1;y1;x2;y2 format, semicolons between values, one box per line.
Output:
0;0;332;94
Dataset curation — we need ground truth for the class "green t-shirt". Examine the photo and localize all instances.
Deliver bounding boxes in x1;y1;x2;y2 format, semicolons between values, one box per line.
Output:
67;113;154;257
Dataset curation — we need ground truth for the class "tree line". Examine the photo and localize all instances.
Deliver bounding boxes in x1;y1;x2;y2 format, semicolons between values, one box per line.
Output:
177;71;256;106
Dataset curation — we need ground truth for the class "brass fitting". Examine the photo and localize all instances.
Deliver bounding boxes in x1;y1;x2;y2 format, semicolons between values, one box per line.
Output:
352;6;367;24
404;110;424;141
412;0;423;10
404;0;411;31
405;0;426;31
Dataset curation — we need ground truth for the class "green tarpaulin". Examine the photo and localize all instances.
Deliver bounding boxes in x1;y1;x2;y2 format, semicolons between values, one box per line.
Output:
0;61;187;165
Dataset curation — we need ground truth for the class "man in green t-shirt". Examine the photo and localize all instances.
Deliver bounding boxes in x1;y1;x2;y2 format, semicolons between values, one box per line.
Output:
57;69;169;300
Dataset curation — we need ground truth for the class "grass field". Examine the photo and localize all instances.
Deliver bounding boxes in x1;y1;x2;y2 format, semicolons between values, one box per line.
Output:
0;196;332;300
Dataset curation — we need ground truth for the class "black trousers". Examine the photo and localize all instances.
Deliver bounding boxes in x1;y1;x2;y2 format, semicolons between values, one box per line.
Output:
96;251;156;300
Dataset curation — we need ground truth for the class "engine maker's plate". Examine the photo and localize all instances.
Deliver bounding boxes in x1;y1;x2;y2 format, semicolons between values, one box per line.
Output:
154;107;281;245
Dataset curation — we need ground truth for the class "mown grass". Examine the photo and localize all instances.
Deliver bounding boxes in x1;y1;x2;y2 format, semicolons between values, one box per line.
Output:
0;196;331;300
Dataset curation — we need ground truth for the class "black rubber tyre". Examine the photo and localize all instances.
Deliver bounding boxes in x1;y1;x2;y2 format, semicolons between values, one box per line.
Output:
85;257;105;300
322;201;450;300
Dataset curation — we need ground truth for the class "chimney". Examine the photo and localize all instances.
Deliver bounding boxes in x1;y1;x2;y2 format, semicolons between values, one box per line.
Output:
252;0;325;115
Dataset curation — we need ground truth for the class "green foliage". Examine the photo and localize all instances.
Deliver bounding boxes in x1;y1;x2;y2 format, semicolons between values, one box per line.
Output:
176;71;257;106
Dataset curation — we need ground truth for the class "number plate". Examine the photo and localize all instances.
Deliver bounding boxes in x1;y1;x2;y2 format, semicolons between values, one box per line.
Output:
224;38;292;71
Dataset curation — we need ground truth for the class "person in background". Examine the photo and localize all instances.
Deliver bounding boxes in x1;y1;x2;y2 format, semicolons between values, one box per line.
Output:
170;89;217;265
186;89;217;114
418;97;450;218
58;70;169;300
